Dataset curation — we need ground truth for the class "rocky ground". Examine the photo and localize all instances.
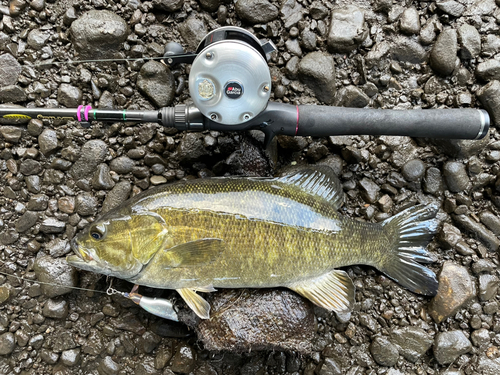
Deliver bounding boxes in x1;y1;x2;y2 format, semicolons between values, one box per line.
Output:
1;0;500;374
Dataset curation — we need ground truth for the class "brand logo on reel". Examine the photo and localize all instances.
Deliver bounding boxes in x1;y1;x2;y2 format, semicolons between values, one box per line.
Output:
224;81;243;99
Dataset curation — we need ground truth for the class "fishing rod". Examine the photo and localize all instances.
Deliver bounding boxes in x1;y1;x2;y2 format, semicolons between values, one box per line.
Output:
0;26;490;147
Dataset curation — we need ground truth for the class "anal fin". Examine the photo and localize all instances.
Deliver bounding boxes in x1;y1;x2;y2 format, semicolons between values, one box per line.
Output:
177;288;211;319
288;270;355;312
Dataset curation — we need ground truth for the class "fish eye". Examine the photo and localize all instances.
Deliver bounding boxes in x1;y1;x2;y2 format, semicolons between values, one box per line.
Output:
90;224;106;241
91;232;102;240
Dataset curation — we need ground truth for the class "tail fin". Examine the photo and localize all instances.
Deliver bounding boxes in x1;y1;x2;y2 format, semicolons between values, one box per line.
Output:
380;204;440;296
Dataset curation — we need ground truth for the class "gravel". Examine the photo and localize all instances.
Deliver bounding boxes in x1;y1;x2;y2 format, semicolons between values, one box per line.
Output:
0;0;499;374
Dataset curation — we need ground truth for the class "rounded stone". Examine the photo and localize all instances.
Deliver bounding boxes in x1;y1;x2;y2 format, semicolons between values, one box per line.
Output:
433;331;472;365
430;29;458;76
42;299;69;319
399;7;420;35
234;0;278;24
137;61;175;108
443;161;470;193
70;10;129;58
75;192;98;216
33;256;78;298
0;332;16;355
298;52;336;104
370;336;399;366
328;5;368;52
38;129;59;156
401;159;425;181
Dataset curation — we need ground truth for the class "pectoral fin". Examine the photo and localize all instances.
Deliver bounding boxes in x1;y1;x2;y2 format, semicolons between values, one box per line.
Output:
165;239;225;268
177;288;211;319
288;270;355;312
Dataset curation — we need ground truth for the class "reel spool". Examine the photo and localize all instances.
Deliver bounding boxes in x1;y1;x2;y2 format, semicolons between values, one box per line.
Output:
188;27;276;126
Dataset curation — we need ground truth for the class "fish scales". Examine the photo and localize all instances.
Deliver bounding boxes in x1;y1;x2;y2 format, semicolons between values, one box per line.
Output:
130;178;387;289
68;167;440;319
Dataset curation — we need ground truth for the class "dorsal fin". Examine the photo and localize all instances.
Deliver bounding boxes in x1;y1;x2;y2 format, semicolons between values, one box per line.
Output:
276;166;344;210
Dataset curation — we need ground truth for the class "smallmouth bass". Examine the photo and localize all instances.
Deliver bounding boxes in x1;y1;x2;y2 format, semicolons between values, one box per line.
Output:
68;167;439;319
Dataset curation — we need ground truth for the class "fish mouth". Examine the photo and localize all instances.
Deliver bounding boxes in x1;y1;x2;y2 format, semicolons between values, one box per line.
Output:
68;237;94;263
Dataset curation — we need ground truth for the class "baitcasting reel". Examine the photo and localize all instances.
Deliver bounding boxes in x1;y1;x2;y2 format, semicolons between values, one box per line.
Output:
0;27;491;146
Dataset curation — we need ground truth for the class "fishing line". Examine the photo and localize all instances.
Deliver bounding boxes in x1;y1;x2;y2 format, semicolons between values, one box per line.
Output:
33;56;166;67
0;260;109;294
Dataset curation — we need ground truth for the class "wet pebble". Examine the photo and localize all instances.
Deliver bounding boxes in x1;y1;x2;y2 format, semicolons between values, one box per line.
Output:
152;0;183;12
391;36;427;64
234;0;278;24
29;334;44;350
328;5;368;52
137;61;175;107
82;329;105;355
318;357;342;375
390;326;433;362
110;156;135;174
401;159;425;182
27;193;48;210
0;126;22;143
437;0;465;16
75;192;98;217
471;328;490;347
452;214;500;251
170;344;196;374
33;256;78;297
70;10;128;58
477;80;500;126
101;181;132;214
40;349;59;365
92;163;115;190
358;177;380;204
58;84;82;107
399;7;420;35
0;286;10;304
430;29;458;76
0;54;22;87
38;128;59;156
98;356;121;375
433;330;471;365
423;166;445;194
476;59;500;82
443;161;470;192
178;15;207;51
370;336;399;366
472;259;496;274
0;228;19;245
177;133;211;163
40;218;66;234
70;140;108;179
47;238;70;258
479;211;500;235
428;262;475;323
61;348;80;367
15;211;38;233
138;331;161;354
333;85;370;108
298;52;336;104
15;329;29;347
42;299;69;319
457;24;481;60
479;274;498;301
19;159;42;175
477;356;500;374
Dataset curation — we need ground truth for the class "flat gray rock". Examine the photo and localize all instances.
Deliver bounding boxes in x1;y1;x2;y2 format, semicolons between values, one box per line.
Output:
298;51;336;104
328;5;368;52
